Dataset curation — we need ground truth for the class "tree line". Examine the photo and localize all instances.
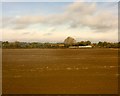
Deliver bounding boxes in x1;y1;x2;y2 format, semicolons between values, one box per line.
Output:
2;41;65;48
1;41;120;48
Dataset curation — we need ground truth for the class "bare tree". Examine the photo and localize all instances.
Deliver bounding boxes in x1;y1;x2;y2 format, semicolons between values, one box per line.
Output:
64;37;76;45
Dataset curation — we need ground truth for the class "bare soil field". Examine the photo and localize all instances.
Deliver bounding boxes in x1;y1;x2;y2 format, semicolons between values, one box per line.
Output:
2;49;118;94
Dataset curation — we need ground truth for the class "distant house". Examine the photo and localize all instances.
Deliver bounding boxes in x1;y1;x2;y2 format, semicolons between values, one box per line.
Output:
69;46;79;49
50;44;58;47
58;44;64;47
50;43;64;47
69;45;92;49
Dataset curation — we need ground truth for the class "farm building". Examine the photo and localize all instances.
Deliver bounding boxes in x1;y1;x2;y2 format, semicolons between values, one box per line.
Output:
58;44;64;47
69;45;92;49
78;45;92;48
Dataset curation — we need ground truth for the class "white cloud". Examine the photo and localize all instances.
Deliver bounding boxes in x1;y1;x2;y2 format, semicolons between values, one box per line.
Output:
2;2;118;42
4;2;117;31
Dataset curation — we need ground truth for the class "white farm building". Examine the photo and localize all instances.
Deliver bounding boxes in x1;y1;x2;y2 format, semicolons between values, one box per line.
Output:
69;45;92;49
78;45;92;48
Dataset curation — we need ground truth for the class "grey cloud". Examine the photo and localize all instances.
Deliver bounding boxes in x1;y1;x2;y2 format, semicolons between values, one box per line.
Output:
22;32;30;35
13;24;29;29
43;33;53;36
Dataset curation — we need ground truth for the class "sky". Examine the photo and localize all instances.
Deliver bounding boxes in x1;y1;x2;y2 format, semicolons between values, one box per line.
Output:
1;0;119;43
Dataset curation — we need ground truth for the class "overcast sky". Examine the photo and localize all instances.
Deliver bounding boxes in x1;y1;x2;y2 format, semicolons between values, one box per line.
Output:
1;0;118;43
